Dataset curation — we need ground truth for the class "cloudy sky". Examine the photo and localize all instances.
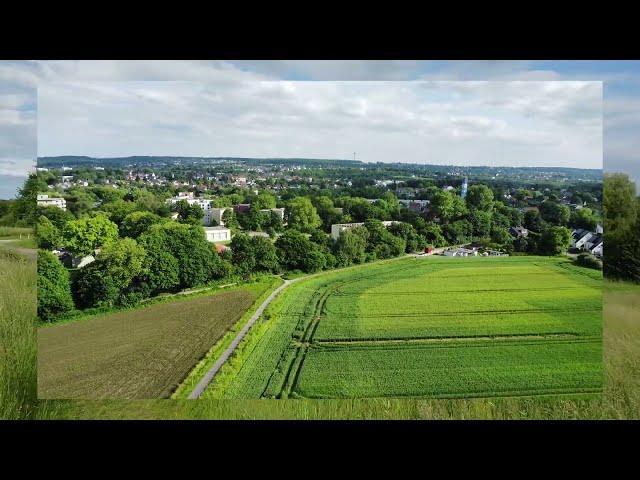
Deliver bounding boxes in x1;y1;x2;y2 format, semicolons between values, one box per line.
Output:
0;60;635;198
37;80;602;169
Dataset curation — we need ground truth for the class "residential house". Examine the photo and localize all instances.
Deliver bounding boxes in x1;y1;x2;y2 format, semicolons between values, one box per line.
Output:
571;229;594;249
509;226;529;239
585;234;603;257
203;226;231;243
37;194;66;210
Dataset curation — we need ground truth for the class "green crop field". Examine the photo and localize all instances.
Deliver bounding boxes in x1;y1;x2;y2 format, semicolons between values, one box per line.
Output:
204;256;602;400
37;280;276;400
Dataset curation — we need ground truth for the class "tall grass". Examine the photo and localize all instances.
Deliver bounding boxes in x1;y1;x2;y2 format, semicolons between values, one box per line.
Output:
0;226;33;238
0;250;39;419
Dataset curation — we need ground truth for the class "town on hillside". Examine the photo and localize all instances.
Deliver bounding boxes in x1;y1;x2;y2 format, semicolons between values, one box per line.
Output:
17;156;603;322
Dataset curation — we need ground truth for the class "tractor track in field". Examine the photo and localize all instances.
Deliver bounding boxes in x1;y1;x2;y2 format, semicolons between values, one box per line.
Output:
274;282;335;398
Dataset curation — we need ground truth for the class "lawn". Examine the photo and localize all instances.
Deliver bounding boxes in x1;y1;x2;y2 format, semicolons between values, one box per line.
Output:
204;256;602;400
37;279;276;399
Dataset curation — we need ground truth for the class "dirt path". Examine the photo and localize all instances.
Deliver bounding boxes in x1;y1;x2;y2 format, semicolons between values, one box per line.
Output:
188;277;298;399
0;239;37;259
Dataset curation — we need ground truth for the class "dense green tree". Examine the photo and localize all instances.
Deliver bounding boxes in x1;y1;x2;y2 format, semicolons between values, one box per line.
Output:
468;209;492;238
36;215;62;250
538;226;572;255
417;221;447;247
74;238;147;308
603;173;637;234
275;230;326;273
140;222;222;289
37;250;75;321
13;174;47;226
62;213;119;256
137;231;180;294
252;236;280;273
230;233;256;276
466;185;494;212
442;219;473;245
36;205;74;229
539;201;570;226
569;207;599;231
120;211;163;238
286;197;321;233
523;209;545;232
333;228;367;266
172;200;204;225
388;222;425;253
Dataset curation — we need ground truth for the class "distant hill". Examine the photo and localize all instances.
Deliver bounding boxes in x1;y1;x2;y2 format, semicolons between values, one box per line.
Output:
37;156;363;168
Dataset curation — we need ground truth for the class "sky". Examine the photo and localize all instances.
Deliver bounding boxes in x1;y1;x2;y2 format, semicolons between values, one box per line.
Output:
36;80;602;169
0;60;637;198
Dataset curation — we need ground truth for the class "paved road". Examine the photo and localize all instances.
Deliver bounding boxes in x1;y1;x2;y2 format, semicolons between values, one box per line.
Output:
188;277;296;399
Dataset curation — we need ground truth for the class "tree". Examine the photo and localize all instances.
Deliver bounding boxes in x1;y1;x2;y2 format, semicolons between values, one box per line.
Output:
252;236;280;273
172;200;204;225
222;208;240;232
37;215;62;250
120;211;163;238
275;230;326;273
13;174;49;226
333;228;367;266
604;173;637;234
38;250;75;321
230;233;256;276
466;185;494;212
137;230;180;294
251;192;277;210
418;222;447;247
388;222;424;253
490;226;512;246
569;208;599;231
524;209;544;232
286;197;321;233
74;238;147;308
36;205;74;229
468;209;492;238
100;199;138;227
539;201;570;226
429;190;455;220
443;219;473;245
312;196;341;230
62;213;119;256
538;226;572;255
139;223;222;289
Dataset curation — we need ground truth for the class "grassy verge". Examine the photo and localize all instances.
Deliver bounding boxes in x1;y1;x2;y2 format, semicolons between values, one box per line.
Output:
171;276;282;399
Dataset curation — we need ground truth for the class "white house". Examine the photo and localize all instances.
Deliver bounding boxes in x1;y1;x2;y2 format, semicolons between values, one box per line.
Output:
571;229;593;249
204;226;231;243
330;221;399;240
586;234;603;257
37;194;66;210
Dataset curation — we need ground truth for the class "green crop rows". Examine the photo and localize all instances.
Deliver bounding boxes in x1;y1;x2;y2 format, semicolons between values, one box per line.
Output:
203;256;603;400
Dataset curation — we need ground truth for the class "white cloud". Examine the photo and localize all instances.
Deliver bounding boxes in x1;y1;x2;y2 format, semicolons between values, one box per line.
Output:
35;80;601;170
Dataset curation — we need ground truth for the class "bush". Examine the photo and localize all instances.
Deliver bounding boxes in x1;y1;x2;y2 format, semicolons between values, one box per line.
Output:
576;252;603;270
37;250;75;321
